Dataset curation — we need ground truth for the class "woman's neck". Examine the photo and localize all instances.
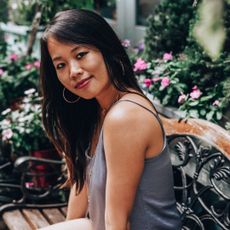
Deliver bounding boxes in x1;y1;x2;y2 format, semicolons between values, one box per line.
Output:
96;86;123;115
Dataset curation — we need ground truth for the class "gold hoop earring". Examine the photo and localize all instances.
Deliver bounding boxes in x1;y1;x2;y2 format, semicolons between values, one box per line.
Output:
120;61;125;76
63;88;80;103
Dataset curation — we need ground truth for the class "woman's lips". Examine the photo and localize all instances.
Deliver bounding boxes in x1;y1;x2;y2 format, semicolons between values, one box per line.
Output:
75;76;92;89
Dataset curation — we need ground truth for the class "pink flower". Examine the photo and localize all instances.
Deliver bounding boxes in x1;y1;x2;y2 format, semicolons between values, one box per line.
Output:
122;39;131;48
178;93;187;104
25;64;33;70
133;58;148;72
190;85;202;99
212;100;220;106
163;52;173;61
144;78;152;88
25;182;34;188
33;60;40;68
9;53;18;61
152;77;162;82
2;129;13;141
192;85;198;90
0;68;4;76
161;77;171;88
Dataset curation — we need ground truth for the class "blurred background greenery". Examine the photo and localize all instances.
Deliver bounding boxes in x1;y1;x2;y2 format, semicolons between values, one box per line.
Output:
0;0;229;163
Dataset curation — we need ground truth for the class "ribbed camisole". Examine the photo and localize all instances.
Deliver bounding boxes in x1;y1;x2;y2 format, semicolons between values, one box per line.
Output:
86;100;181;230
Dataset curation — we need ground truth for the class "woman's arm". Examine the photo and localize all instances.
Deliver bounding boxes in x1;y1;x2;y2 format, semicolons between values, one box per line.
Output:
66;183;88;220
103;102;162;230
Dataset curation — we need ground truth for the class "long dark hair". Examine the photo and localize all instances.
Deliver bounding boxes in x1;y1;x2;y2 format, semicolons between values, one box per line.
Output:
40;9;143;192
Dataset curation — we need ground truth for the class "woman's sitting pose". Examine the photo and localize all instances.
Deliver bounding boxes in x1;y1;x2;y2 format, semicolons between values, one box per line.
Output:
39;9;181;230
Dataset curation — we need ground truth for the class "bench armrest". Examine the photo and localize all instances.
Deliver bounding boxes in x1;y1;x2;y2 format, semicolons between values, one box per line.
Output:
162;116;230;230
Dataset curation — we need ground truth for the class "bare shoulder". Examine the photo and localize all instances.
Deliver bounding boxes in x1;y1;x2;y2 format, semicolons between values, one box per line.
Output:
103;93;164;158
104;93;159;129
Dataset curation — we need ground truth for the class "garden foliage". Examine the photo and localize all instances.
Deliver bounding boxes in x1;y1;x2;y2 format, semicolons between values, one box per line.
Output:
0;54;40;111
9;0;94;26
134;0;230;128
0;89;51;158
144;0;194;59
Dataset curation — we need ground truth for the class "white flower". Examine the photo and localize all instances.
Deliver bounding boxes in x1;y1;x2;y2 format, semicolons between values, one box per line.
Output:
24;88;36;95
2;129;13;141
22;97;30;103
1;108;11;115
31;104;41;112
17;127;25;134
11;111;20;120
22;104;31;113
0;119;11;129
18;117;26;123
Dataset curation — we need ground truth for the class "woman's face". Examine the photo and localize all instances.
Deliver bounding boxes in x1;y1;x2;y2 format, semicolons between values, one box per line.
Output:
47;37;112;100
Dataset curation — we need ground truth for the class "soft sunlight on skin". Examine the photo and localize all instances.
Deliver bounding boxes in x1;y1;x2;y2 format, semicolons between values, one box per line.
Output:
47;37;118;109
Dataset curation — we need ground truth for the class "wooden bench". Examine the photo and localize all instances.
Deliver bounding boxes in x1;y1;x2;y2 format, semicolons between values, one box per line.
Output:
0;157;68;230
0;116;230;230
1;207;67;230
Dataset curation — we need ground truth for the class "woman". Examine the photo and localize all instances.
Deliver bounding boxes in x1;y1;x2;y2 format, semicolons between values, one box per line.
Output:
39;9;181;230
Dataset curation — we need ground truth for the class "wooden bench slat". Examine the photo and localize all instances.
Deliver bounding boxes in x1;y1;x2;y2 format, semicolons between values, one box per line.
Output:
22;209;49;229
42;208;65;224
60;207;67;216
2;210;32;230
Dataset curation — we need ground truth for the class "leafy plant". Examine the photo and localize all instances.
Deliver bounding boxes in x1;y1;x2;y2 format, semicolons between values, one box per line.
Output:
144;0;194;59
136;0;230;129
0;89;51;159
9;0;94;26
133;52;230;124
0;54;40;111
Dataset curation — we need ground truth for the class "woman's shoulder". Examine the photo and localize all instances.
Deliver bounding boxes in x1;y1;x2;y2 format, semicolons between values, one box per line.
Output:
103;92;164;158
104;92;158;130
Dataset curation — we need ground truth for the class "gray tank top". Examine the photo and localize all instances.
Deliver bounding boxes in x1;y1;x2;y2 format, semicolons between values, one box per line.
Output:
86;100;181;230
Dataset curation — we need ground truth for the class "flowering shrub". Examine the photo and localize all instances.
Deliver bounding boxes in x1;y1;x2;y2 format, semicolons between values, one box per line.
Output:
133;51;230;124
0;53;40;111
0;89;51;158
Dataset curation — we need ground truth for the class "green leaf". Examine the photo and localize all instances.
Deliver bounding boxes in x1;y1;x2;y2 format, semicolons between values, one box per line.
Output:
216;111;222;120
206;110;215;120
200;95;214;102
189;109;199;118
200;109;206;116
188;100;199;106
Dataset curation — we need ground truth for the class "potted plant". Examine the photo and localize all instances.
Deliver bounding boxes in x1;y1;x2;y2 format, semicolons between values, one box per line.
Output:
0;88;61;187
0;88;54;157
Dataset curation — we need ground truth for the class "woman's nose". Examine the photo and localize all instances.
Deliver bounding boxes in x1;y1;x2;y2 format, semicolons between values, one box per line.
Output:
69;62;83;79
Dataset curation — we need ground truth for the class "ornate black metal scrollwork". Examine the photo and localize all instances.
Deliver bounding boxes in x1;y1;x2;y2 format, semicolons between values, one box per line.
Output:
168;134;230;230
0;156;68;214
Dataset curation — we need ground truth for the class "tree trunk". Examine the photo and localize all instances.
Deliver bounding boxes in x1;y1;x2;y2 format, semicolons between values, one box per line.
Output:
26;3;43;56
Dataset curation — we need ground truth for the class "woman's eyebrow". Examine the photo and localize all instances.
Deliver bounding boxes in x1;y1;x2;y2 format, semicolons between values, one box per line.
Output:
70;45;81;53
52;56;62;62
52;46;81;62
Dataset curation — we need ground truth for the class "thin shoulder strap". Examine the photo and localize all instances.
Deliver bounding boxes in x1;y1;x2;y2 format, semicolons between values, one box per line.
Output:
115;99;166;138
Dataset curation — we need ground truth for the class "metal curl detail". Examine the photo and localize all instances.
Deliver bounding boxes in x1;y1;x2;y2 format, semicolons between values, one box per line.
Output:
169;134;230;230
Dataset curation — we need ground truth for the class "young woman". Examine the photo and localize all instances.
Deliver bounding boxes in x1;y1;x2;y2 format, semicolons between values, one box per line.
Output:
39;9;181;230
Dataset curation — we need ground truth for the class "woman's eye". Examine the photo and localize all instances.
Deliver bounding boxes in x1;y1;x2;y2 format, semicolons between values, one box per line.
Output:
76;52;88;60
56;63;65;70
